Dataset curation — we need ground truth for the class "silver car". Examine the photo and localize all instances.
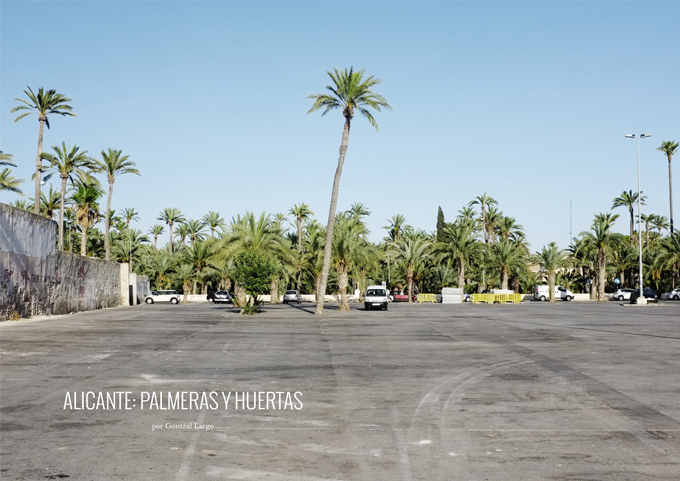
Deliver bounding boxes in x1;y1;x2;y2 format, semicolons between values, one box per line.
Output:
613;288;634;301
667;289;680;301
283;290;302;304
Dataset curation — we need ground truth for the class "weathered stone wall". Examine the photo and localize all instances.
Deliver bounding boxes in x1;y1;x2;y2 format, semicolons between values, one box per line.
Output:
0;203;56;257
0;203;123;320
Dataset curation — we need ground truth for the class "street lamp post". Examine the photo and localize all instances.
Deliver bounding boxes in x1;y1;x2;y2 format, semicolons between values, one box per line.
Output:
625;133;651;304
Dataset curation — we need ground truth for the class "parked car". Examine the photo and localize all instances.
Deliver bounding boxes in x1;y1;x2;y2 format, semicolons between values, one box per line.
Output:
534;285;574;301
390;291;416;302
145;290;180;304
613;288;635;301
207;290;232;304
667;289;680;301
630;288;658;304
283;290;302;304
463;293;472;302
365;286;389;310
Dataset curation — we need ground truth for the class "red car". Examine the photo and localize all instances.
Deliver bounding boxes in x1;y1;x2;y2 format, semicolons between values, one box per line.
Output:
390;291;416;302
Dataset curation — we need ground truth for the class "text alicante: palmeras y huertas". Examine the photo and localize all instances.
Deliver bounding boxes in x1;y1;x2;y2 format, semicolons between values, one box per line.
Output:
63;391;303;410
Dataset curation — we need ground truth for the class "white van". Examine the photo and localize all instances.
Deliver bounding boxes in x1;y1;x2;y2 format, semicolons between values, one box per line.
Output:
364;285;389;311
534;285;574;301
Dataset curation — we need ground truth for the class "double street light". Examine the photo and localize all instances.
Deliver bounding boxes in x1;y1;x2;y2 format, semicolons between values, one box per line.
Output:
625;133;651;304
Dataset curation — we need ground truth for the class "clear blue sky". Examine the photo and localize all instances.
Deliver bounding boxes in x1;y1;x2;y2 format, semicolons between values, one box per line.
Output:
2;1;678;250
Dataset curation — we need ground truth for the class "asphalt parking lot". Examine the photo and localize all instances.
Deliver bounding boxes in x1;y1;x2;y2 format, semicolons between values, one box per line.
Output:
1;300;679;480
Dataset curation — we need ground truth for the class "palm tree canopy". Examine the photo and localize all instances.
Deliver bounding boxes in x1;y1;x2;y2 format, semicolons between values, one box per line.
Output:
612;190;647;210
657;140;678;160
0;151;16;168
307;67;391;129
41;142;94;182
158;208;186;226
96;148;140;184
535;242;568;273
0;168;24;195
11;86;75;128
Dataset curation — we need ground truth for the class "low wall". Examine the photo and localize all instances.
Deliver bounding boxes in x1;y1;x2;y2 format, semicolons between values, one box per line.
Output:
1;202;129;320
0;250;121;320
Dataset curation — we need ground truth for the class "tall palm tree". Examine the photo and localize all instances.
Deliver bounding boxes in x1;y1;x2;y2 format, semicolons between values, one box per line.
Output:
158;208;186;254
122;207;141;227
308;67;391;315
183;241;214;295
469;193;498;243
11;87;75;215
612;190;647;244
484;206;503;243
0;169;24;196
98;146;140;260
331;215;370;310
535;243;568;301
175;223;190;246
174;264;196;302
72;181;103;256
496;216;524;242
650;214;670;235
657;141;678;234
349;202;371;221
655;232;680;289
0;151;15;167
382;214;411;243
41;143;94;250
186;219;207;247
581;213;624;300
148;252;175;290
289;203;314;252
149;224;164;249
435;224;480;289
490;238;525;290
202;211;225;237
393;235;432;302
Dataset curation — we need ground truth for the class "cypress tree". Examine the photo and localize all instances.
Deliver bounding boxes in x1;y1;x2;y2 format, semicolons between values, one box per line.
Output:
436;206;445;242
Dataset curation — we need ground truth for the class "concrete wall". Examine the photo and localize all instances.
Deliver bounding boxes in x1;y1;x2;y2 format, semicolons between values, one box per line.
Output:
0;202;126;320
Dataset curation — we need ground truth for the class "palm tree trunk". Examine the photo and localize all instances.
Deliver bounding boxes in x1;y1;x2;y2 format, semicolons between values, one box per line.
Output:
457;261;465;289
183;283;189;302
234;281;247;308
154;235;158;249
338;267;349;310
297;218;302;253
315;117;351;315
548;271;555;302
407;272;414;303
669;158;674;234
33;119;45;215
629;208;634;245
168;222;173;253
58;176;67;250
501;267;509;290
104;180;114;261
270;278;279;303
80;226;88;256
597;249;606;301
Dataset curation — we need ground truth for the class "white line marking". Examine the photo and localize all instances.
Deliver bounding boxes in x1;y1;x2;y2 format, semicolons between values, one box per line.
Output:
175;410;206;481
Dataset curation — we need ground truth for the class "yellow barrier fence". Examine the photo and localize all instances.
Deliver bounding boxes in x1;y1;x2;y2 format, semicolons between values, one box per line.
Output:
472;294;522;304
417;294;437;303
471;294;496;304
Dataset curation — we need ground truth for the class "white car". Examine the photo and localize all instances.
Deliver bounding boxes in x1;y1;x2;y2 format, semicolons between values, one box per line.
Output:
364;285;389;311
145;290;180;304
667;289;680;301
613;288;635;301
